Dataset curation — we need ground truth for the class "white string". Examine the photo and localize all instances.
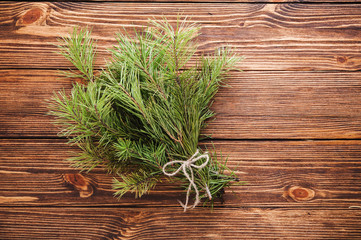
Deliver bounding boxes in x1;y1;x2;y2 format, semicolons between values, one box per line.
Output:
162;149;212;212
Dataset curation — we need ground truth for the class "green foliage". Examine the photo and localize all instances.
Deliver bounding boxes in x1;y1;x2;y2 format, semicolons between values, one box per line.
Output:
56;27;96;82
113;169;160;199
48;18;242;207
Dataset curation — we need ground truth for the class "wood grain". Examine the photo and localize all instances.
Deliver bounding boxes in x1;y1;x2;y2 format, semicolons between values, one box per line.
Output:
2;69;361;139
1;207;361;240
1;139;361;208
3;0;360;2
1;1;361;239
1;3;361;70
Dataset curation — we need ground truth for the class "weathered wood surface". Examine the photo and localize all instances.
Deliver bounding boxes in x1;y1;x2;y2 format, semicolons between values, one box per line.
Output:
1;207;361;240
2;69;361;139
1;3;361;71
1;1;361;239
1;139;361;208
3;0;360;2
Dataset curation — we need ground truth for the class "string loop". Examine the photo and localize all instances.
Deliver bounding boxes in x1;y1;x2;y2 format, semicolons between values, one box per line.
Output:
162;149;212;211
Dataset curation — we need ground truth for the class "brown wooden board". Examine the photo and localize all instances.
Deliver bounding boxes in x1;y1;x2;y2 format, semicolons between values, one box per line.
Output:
1;1;361;239
2;69;361;139
1;207;361;240
1;3;361;71
1;139;361;208
3;0;361;2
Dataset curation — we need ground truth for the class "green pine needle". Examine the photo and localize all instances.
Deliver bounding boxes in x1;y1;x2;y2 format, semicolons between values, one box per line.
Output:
48;17;243;208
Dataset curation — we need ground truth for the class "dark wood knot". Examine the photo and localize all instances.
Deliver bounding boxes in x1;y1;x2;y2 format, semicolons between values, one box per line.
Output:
286;186;315;202
22;8;42;24
63;173;95;198
16;8;48;26
336;56;347;64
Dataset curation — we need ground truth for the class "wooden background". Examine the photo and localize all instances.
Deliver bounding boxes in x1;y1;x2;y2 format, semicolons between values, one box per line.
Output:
1;1;361;239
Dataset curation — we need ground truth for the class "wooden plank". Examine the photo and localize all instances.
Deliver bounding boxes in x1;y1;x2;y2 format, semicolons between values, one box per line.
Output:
1;139;361;207
1;3;361;70
1;207;360;239
2;69;361;139
3;0;360;2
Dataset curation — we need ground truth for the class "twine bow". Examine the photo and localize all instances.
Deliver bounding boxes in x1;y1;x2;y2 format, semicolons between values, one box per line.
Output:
162;149;212;211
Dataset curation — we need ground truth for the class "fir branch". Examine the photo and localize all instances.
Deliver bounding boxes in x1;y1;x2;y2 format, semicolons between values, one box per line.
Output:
48;17;243;210
113;170;161;198
57;26;96;82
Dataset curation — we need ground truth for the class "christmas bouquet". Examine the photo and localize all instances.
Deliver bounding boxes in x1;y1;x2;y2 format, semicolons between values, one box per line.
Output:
48;18;242;211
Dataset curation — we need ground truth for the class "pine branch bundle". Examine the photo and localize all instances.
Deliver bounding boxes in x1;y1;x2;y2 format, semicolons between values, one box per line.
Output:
48;18;243;210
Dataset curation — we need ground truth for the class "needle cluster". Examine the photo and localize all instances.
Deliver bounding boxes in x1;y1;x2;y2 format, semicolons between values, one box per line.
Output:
48;18;242;208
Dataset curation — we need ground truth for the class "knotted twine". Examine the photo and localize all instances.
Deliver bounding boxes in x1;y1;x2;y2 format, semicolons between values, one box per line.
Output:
162;149;212;211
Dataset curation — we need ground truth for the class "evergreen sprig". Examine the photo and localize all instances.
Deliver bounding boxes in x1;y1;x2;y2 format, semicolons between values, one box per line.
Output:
48;17;243;209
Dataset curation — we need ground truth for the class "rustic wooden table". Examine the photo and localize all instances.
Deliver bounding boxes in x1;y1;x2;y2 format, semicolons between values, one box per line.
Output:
1;1;361;239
